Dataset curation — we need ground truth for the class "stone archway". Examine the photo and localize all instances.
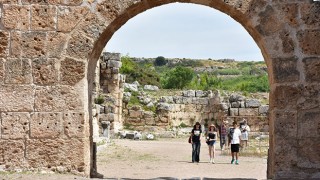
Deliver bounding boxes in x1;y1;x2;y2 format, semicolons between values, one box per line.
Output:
0;0;319;179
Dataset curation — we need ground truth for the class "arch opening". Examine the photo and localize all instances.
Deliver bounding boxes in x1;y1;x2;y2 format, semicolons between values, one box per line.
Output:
87;1;271;179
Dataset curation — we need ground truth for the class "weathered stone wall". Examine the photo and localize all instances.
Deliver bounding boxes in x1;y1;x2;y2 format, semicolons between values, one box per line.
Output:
122;89;269;133
0;0;319;178
92;52;124;141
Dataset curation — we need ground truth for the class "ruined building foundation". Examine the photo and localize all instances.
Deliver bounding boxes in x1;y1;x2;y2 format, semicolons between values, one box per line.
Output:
0;0;319;179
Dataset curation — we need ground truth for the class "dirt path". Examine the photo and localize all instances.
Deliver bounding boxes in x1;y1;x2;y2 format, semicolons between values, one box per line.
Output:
97;138;267;179
0;138;267;180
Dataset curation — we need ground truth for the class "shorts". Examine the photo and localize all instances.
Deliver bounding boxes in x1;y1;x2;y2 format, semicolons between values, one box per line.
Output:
231;144;240;153
207;140;216;146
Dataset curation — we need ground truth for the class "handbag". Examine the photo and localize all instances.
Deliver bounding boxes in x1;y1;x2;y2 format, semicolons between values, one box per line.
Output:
188;135;192;143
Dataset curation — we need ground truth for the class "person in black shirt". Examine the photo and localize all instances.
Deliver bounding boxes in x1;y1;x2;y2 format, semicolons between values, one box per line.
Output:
191;122;202;163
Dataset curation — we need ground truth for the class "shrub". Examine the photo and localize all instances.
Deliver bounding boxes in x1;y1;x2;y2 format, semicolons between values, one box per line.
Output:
94;95;104;104
154;56;167;66
161;66;194;89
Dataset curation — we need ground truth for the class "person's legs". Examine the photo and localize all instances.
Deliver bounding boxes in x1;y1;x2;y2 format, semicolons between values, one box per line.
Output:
212;143;215;163
231;144;235;164
235;144;240;165
192;143;196;162
221;136;226;150
196;142;201;162
208;145;212;162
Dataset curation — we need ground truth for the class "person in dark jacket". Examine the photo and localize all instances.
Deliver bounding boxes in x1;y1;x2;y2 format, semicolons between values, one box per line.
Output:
190;122;202;163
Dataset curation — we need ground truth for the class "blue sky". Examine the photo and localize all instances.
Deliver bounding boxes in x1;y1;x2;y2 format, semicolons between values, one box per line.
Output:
105;3;264;61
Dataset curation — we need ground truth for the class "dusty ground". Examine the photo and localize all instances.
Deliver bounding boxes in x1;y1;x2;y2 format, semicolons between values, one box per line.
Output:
0;138;267;180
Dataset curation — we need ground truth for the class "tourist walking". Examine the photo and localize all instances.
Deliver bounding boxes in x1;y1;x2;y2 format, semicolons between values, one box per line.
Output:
219;120;228;150
206;124;217;163
240;119;250;148
191;122;202;163
230;121;242;165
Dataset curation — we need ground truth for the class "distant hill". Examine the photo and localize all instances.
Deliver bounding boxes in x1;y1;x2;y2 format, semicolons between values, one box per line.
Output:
120;56;269;93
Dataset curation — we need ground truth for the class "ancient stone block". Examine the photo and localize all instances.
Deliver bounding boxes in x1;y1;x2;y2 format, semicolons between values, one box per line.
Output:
47;32;67;58
107;60;122;68
231;102;240;108
60;138;87;172
57;6;89;32
182;90;195;97
0;31;9;58
298;110;320;138
274;110;297;138
1;112;30;139
26;138;86;172
297;138;320;170
99;113;115;122
26;138;61;167
0;0;19;3
0;59;3;84
0;85;34;112
300;3;320;29
4;58;32;84
259;105;269;115
196;90;207;97
173;96;183;104
33;58;58;85
127;117;144;126
34;85;82;112
64;112;86;138
298;84;320;110
76;13;107;39
21;32;47;58
2;5;30;30
256;5;283;36
66;32;93;59
0;140;25;170
280;30;294;54
96;1;122;22
297;30;320;55
277;3;299;28
229;93;244;102
270;85;301;109
10;31;22;58
303;57;320;83
238;108;258;116
31;5;57;30
60;57;85;85
274;136;298;172
21;0;53;4
30;112;62;138
129;110;142;118
229;108;239;116
182;97;192;104
245;99;261;108
145;118;155;126
272;57;299;83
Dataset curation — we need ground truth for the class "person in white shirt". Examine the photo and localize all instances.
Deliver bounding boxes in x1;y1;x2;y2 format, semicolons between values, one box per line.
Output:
240;119;250;148
230;121;241;165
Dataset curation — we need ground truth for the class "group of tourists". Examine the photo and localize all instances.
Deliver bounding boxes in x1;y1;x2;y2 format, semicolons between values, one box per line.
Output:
189;119;250;164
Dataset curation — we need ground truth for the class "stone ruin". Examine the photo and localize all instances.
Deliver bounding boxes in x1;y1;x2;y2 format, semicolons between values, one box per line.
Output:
92;52;125;142
92;53;269;138
0;0;319;179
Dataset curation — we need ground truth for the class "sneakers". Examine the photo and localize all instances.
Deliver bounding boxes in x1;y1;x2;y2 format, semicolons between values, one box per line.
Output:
212;159;215;164
231;159;235;164
235;160;239;165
